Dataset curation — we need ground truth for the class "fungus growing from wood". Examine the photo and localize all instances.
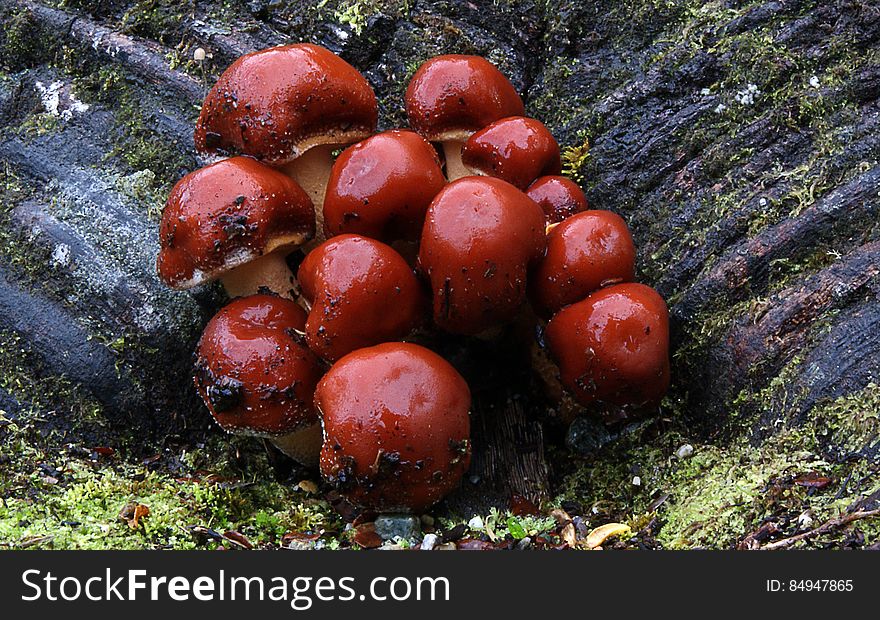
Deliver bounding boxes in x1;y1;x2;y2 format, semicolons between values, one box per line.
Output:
461;116;561;189
418;177;546;335
194;44;378;238
545;283;670;410
194;294;325;466
156;156;314;299
316;342;472;513
405;55;524;181
297;234;425;362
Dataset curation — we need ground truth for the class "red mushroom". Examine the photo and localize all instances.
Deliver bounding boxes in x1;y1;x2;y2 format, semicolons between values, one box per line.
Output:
405;55;524;181
297;234;426;362
194;295;325;466
316;342;471;513
322;130;446;246
194;44;378;238
418;177;546;335
544;283;670;411
526;175;589;225
530;210;636;318
157;156;314;298
461;116;561;189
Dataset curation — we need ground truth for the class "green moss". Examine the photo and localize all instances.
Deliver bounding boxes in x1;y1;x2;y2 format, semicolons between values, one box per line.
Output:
0;8;52;71
0;331;105;428
555;403;878;549
0;438;337;549
560;134;591;184
118;0;196;45
808;383;880;457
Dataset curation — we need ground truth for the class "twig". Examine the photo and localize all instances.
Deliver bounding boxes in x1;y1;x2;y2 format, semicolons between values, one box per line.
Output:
760;509;880;550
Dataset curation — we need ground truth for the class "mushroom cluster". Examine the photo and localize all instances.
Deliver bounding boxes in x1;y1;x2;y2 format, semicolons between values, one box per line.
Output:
156;44;670;517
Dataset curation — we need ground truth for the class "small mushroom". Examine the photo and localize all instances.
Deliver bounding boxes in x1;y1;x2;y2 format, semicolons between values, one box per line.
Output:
545;283;670;410
526;175;590;225
530;210;636;318
461;116;561;189
194;295;325;466
418;177;546;335
405;55;524;181
297;234;426;362
194;44;378;239
156;156;314;298
316;342;472;513
322;130;446;246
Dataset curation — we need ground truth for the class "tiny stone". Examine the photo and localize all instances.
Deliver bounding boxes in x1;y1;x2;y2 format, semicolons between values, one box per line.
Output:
809;75;820;88
420;533;438;550
467;516;484;530
193;47;207;62
675;444;695;459
759;197;768;206
515;537;532;550
566;416;614;456
632;476;641;486
374;514;421;541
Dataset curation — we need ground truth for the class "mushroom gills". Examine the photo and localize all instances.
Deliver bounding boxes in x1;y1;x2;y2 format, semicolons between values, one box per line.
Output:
270;422;323;469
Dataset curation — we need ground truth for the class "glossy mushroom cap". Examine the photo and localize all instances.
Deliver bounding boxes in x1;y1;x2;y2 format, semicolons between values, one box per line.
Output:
323;130;446;243
405;55;524;142
297;235;426;362
526;175;589;225
317;342;471;513
545;283;670;409
194;295;324;447
530;210;636;318
418;177;546;335
194;44;378;165
461;116;561;189
157;157;314;290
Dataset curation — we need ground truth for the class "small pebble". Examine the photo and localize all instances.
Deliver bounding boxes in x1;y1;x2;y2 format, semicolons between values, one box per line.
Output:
632;476;641;487
675;444;694;459
809;75;820;88
374;514;421;541
467;516;484;530
420;533;438;550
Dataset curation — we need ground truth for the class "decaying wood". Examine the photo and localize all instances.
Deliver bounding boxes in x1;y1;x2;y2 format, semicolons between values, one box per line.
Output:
0;0;878;516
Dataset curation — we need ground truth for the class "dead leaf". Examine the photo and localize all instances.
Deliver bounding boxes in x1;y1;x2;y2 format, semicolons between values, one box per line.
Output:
119;502;150;529
353;524;382;549
561;523;578;548
794;472;832;489
550;508;572;525
586;523;631;549
222;530;254;549
509;494;539;516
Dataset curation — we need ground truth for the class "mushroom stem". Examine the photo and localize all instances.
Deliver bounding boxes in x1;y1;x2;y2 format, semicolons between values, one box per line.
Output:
282;144;337;247
270;422;323;468
220;252;297;299
442;140;470;181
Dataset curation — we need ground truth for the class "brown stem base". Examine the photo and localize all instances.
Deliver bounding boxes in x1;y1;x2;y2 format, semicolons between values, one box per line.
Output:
443;140;470;182
282;145;336;251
